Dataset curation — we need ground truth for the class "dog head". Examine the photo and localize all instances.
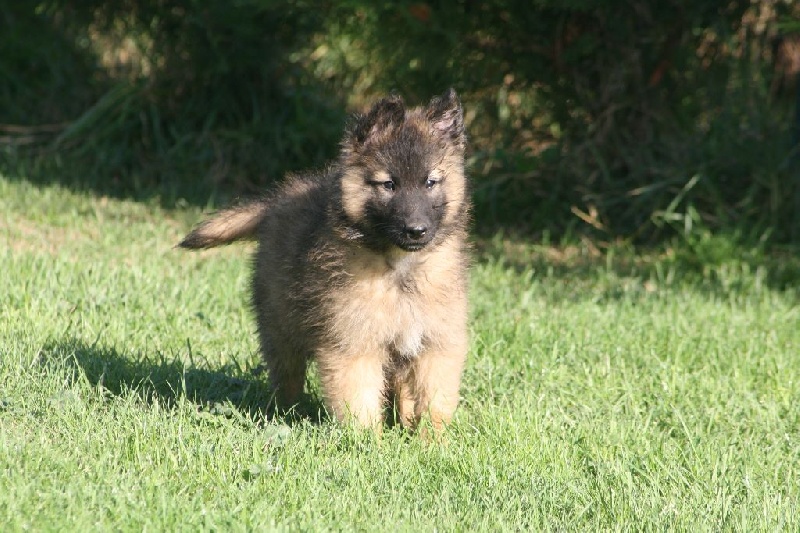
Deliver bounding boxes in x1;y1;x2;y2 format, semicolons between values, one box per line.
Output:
338;89;468;253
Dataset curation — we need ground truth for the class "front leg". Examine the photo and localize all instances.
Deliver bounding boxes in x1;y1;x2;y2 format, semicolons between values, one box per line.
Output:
410;342;468;433
317;349;387;429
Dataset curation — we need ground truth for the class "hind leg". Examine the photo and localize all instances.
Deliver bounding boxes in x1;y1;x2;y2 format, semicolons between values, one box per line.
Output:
259;332;308;408
391;367;417;428
266;355;308;408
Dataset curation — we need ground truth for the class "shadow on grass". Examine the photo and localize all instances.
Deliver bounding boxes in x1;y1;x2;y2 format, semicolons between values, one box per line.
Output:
40;338;327;427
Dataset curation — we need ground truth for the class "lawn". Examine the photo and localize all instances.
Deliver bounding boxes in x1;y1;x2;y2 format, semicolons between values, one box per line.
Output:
1;174;798;530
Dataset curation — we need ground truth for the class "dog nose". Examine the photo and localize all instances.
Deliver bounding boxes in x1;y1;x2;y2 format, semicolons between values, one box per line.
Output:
404;225;428;240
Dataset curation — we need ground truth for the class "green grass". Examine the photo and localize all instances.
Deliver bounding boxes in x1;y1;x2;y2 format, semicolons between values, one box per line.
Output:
2;173;799;530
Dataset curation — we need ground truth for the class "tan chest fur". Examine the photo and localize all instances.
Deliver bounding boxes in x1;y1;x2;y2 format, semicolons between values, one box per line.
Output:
323;243;464;359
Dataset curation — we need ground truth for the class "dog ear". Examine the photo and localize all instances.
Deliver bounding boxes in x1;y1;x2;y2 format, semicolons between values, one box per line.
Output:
426;88;465;147
345;95;406;149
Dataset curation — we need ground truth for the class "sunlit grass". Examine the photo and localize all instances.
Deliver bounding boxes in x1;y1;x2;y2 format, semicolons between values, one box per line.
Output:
1;174;798;530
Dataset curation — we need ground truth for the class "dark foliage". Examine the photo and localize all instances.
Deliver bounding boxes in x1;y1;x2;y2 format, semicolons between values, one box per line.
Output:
1;1;798;241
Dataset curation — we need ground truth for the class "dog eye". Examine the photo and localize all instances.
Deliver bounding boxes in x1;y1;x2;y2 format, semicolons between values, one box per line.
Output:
382;180;396;191
425;178;438;189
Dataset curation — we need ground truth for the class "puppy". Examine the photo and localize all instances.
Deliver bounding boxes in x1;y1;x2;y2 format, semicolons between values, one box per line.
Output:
180;89;470;432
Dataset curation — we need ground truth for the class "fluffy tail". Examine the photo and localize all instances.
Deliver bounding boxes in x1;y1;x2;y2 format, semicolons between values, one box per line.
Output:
178;200;267;249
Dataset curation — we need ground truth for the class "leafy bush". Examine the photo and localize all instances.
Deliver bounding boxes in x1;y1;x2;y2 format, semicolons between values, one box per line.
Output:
1;1;346;201
314;1;798;241
1;1;798;241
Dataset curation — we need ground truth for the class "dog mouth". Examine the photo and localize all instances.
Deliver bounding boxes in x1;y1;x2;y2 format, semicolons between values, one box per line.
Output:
396;241;428;252
391;228;436;252
377;223;436;253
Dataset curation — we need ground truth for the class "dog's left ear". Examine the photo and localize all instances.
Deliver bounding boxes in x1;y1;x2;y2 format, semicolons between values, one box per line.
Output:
426;88;465;148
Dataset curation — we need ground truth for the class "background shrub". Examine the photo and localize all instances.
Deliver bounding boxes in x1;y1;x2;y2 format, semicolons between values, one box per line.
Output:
1;0;798;241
